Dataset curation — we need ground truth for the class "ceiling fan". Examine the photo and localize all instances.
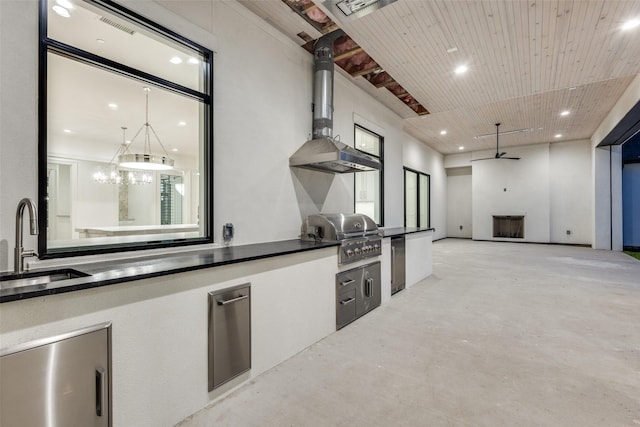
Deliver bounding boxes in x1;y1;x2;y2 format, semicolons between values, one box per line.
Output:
471;123;521;161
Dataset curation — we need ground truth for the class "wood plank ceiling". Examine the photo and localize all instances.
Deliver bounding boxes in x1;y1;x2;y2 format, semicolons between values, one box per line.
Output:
238;0;640;154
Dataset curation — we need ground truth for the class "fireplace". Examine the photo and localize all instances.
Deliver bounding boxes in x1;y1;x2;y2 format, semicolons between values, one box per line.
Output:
493;215;524;238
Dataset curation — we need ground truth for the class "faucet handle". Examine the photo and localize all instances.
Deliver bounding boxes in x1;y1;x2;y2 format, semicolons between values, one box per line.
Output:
22;249;39;259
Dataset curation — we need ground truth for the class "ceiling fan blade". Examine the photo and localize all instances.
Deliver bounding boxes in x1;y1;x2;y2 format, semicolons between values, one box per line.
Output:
500;156;520;160
470;157;496;162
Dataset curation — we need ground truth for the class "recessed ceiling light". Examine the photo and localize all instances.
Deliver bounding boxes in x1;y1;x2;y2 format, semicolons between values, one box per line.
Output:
56;0;74;9
454;64;468;75
52;5;70;17
568;87;576;91
96;38;105;44
171;148;179;152
621;18;640;31
446;47;458;53
555;134;562;138
63;129;72;133
458;146;464;150
440;130;447;135
170;56;183;64
108;103;118;110
187;57;199;65
560;110;570;116
177;121;186;127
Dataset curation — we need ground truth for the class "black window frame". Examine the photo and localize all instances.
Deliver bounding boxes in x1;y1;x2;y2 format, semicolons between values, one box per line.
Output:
403;167;430;228
38;0;214;258
353;124;384;226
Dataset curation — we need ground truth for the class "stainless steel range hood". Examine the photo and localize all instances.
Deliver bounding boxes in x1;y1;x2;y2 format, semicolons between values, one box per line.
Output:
290;30;381;174
289;137;380;173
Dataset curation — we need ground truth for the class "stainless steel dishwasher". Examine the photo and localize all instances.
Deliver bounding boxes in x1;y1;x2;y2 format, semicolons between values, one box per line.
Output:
208;283;251;390
391;236;406;294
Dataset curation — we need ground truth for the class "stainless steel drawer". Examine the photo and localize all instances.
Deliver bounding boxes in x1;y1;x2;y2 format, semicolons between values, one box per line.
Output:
208;284;251;391
337;289;357;330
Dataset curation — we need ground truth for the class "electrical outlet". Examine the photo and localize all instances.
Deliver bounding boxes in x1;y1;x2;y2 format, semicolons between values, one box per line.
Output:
566;230;571;235
459;225;463;230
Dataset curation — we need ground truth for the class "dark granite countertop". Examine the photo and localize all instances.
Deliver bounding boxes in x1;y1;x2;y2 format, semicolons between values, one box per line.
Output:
380;227;435;238
0;239;339;303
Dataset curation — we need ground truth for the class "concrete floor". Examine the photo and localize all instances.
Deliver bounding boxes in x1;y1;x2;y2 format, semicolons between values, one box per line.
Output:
179;239;640;426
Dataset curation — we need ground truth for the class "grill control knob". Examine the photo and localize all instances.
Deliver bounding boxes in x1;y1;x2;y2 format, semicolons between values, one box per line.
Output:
374;244;380;251
354;247;361;255
346;249;354;257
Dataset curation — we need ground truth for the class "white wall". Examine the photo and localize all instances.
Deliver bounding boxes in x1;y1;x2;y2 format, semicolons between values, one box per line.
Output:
403;137;447;240
446;167;472;238
444;141;592;244
549;140;592;244
472;144;551;242
0;0;445;269
623;163;640;247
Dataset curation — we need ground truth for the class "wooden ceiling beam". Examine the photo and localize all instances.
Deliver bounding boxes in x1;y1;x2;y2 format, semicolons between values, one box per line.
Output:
334;47;364;62
351;65;382;78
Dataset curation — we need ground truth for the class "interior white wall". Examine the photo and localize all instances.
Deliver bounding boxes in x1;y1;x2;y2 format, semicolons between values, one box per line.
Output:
472;144;551;242
549;140;592;244
446;167;472;238
623;163;640;247
445;142;593;244
403;137;447;239
0;0;444;270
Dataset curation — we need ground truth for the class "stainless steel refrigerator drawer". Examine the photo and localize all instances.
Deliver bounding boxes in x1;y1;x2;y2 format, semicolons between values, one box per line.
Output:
208;283;251;391
0;322;112;427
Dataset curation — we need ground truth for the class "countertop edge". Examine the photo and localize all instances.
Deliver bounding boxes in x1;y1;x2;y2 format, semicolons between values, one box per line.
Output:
380;227;435;238
0;240;340;303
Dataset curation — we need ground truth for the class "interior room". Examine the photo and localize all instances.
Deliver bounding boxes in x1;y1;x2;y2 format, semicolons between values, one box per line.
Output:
0;0;639;426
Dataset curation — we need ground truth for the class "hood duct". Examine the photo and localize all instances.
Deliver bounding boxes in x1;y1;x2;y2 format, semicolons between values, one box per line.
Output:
290;30;381;174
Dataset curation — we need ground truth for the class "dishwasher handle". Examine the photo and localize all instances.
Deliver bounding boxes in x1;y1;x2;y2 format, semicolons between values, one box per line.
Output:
217;294;249;306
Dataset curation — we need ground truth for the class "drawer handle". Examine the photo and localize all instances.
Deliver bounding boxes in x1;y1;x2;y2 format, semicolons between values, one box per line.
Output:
95;367;105;417
217;294;249;305
340;279;355;287
340;297;355;305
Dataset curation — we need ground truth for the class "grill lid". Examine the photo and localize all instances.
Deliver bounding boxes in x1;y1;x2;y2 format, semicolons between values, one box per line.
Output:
301;213;379;241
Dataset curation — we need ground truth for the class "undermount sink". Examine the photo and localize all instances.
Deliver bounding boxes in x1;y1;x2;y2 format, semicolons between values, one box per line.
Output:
0;268;90;290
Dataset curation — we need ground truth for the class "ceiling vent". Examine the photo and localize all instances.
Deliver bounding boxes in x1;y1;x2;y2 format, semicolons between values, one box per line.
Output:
325;0;397;20
99;16;135;35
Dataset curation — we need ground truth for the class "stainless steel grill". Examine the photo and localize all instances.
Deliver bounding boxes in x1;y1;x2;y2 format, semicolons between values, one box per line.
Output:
301;213;382;264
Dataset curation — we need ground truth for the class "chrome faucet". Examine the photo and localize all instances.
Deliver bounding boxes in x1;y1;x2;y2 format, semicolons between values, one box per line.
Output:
14;198;39;274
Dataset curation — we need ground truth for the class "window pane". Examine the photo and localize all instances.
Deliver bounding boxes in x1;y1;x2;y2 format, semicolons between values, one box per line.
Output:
405;170;417;227
47;0;206;92
419;174;429;227
47;52;204;249
355;126;380;156
355;170;380;224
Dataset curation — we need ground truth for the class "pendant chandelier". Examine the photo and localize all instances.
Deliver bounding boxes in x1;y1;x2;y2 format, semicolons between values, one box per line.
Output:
118;87;174;171
93;126;153;185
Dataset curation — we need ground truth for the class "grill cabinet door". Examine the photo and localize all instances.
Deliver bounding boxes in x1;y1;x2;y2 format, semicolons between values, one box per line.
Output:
0;324;111;427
